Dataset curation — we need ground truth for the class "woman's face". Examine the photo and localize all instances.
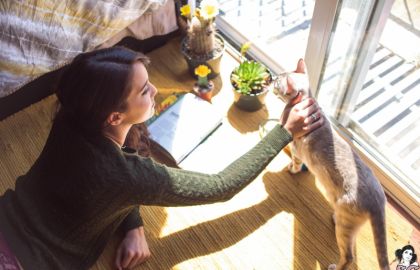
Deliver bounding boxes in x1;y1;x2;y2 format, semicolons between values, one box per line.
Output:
403;249;413;262
123;62;157;124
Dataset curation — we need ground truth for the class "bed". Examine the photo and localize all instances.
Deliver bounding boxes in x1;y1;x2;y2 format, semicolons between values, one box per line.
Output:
0;0;181;120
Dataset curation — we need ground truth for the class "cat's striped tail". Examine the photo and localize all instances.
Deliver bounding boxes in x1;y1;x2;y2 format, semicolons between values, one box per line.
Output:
371;207;390;270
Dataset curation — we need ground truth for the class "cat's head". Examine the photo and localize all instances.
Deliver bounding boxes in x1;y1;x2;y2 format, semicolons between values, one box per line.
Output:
273;59;311;103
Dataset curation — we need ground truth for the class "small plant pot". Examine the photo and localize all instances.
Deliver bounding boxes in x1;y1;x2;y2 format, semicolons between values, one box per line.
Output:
231;69;273;112
181;34;225;79
193;80;215;102
233;88;269;112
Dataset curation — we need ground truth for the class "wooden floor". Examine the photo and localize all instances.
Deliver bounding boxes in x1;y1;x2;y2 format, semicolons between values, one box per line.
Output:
0;37;418;270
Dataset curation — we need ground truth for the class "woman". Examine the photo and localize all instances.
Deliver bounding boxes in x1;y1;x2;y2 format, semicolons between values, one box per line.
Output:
0;47;323;270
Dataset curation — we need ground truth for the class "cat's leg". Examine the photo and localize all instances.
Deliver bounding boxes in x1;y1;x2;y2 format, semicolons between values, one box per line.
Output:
328;209;364;270
287;143;305;174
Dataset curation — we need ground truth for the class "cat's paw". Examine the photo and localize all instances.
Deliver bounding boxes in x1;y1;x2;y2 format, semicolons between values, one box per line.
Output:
288;163;302;174
288;162;308;174
327;264;337;270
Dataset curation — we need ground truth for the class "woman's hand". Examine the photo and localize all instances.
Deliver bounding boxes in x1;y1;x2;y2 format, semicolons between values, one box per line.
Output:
115;226;151;270
280;94;324;138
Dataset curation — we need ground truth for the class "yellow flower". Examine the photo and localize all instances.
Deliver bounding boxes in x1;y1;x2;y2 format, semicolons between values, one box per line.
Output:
180;4;191;17
240;41;252;57
195;65;211;77
201;5;218;19
200;0;219;20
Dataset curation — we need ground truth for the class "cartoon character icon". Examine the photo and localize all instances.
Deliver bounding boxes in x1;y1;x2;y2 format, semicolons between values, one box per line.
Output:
395;245;419;270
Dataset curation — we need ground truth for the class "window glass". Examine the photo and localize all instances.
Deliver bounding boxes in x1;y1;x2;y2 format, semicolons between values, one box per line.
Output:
218;0;315;71
317;0;419;196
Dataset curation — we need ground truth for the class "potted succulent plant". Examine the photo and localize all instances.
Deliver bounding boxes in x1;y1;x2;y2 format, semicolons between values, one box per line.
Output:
230;42;273;111
180;0;224;79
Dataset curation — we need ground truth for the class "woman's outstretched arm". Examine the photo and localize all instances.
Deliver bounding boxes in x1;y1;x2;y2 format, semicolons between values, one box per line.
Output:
123;97;323;207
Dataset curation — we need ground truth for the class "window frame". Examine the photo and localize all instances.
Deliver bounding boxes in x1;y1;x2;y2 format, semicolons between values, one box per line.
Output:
217;0;419;223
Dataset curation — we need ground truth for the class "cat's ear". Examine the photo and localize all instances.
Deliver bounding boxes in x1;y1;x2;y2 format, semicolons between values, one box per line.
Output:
295;58;307;74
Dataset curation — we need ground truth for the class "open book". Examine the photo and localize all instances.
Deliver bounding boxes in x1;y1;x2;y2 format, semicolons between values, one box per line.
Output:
146;93;223;164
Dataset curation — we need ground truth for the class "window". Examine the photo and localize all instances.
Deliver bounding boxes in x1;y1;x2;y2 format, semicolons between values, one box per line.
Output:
218;0;420;221
309;0;419;221
217;0;315;73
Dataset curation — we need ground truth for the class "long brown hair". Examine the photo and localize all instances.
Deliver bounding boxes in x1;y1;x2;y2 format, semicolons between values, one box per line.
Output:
55;46;152;156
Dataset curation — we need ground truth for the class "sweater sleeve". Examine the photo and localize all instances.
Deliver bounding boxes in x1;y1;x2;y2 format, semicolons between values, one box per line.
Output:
124;124;292;206
118;207;143;233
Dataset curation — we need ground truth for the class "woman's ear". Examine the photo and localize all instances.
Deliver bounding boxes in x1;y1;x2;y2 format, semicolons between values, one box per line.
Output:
106;112;124;126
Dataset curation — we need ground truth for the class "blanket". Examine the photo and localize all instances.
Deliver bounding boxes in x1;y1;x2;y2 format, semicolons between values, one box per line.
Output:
0;0;176;98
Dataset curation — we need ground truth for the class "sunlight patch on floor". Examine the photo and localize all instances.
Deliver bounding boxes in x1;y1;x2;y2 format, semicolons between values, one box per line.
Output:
160;177;269;237
173;212;295;270
355;202;415;268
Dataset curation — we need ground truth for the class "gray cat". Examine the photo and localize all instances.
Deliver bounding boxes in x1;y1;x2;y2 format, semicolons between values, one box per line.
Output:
273;59;389;270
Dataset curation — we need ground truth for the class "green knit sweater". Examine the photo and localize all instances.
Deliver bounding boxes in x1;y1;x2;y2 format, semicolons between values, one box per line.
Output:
0;118;291;269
